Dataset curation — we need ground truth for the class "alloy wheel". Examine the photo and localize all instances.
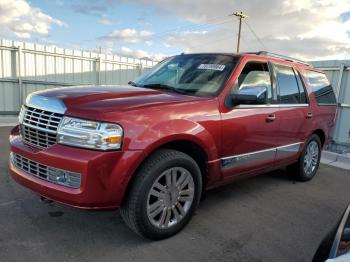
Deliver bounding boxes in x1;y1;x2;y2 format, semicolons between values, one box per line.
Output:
146;167;195;229
303;141;319;176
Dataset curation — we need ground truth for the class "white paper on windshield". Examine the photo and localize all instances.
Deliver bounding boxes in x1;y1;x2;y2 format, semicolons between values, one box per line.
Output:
198;64;226;71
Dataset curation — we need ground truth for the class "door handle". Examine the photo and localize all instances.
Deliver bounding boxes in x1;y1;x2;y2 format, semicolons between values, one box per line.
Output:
266;114;276;122
306;112;313;119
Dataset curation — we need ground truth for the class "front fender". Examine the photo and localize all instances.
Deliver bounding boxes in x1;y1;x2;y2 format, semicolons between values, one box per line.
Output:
128;119;219;161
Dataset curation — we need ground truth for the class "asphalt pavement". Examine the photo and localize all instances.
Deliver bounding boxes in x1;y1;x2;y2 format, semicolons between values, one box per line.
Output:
1;126;350;262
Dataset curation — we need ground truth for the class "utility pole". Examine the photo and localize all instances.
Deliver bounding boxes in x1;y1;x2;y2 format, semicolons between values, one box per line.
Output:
231;11;248;53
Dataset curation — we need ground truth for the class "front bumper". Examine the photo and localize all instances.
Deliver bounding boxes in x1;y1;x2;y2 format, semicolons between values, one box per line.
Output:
8;126;145;209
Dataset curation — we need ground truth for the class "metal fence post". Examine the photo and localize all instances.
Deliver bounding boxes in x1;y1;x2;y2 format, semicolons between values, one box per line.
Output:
96;57;101;85
17;46;23;107
337;64;345;103
138;63;144;75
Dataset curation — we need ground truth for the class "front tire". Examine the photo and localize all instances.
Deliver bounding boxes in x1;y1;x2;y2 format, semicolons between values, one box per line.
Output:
120;149;202;240
289;134;322;181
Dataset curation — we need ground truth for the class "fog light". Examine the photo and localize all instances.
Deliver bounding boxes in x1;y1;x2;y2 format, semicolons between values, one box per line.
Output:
48;168;81;188
55;170;67;183
11;152;81;189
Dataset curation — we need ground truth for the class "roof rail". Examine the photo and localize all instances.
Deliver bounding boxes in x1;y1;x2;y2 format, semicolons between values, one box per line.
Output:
254;51;312;66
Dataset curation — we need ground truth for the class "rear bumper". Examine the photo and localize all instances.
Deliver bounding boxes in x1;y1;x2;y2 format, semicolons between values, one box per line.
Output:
8;126;145;209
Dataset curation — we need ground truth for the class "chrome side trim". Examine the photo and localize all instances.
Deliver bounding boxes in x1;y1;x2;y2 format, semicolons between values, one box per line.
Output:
221;142;303;169
221;147;276;169
235;104;279;108
278;104;309;108
26;93;67;114
276;142;302;158
340;103;350;108
235;104;309;109
317;103;337;106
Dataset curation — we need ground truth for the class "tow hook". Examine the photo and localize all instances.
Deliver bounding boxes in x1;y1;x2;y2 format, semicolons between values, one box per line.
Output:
40;196;54;204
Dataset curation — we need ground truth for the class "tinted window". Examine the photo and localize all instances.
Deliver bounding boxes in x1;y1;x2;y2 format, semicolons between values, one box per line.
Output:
302;70;337;105
274;65;300;104
296;72;308;104
232;62;272;104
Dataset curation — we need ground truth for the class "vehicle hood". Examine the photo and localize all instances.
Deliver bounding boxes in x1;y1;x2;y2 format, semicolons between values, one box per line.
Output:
27;85;205;116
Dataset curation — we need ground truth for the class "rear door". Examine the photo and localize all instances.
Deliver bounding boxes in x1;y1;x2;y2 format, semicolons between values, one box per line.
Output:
272;64;312;163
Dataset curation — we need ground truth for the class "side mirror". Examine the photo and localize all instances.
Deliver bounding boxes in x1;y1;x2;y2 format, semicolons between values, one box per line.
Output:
313;203;350;262
341;228;350;242
167;64;179;70
231;86;267;106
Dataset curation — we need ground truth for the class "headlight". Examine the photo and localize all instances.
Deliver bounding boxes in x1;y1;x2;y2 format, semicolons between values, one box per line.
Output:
57;117;123;151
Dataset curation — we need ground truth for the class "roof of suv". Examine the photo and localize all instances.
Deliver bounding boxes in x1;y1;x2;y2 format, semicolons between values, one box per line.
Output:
243;51;311;66
178;51;317;71
242;52;319;71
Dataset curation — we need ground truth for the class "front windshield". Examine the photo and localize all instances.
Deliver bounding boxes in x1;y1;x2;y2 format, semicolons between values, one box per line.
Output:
133;54;239;96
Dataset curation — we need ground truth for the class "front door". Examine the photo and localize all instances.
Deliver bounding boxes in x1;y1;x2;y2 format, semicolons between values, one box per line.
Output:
220;61;280;178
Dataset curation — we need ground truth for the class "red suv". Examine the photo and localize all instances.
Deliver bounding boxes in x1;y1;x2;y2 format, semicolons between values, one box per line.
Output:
9;52;337;239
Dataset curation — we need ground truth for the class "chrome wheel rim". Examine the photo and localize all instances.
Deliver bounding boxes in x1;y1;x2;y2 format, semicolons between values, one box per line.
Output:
303;141;319;176
146;167;195;229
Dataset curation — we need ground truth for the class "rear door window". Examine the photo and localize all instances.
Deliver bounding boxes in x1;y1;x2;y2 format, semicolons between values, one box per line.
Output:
295;72;308;104
302;70;337;105
274;64;301;104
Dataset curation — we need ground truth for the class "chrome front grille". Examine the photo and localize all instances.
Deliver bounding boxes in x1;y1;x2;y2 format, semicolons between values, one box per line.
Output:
11;153;81;188
21;125;58;148
20;106;63;149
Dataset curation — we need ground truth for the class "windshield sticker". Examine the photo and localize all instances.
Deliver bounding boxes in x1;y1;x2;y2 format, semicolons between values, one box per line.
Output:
198;64;226;71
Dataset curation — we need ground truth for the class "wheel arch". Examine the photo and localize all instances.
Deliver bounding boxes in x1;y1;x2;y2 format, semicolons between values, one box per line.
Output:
312;128;326;147
121;137;212;205
157;140;209;185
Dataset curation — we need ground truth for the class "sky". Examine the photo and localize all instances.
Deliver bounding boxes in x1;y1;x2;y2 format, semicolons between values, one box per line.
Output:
0;0;350;61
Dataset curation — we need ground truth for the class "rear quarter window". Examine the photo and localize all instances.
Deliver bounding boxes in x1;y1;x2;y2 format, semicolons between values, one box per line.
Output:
302;70;337;105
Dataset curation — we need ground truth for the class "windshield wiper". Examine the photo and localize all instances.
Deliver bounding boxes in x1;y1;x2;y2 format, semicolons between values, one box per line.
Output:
141;83;188;95
128;81;138;87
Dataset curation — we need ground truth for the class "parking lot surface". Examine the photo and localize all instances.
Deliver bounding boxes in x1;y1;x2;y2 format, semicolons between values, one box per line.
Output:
1;126;350;262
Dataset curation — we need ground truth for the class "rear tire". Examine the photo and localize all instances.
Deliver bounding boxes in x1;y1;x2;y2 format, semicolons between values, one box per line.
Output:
120;149;202;240
289;134;322;182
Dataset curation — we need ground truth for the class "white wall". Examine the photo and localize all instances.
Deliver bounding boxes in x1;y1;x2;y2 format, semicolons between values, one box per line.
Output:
312;60;350;148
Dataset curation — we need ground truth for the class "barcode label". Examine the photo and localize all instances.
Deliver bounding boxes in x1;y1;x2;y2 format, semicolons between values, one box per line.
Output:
198;64;226;71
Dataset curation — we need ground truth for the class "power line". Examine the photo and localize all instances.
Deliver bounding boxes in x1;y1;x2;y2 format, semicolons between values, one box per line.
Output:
134;13;267;55
151;17;234;41
240;33;254;51
150;14;232;38
188;32;254;53
185;32;235;51
243;20;267;51
151;17;243;56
